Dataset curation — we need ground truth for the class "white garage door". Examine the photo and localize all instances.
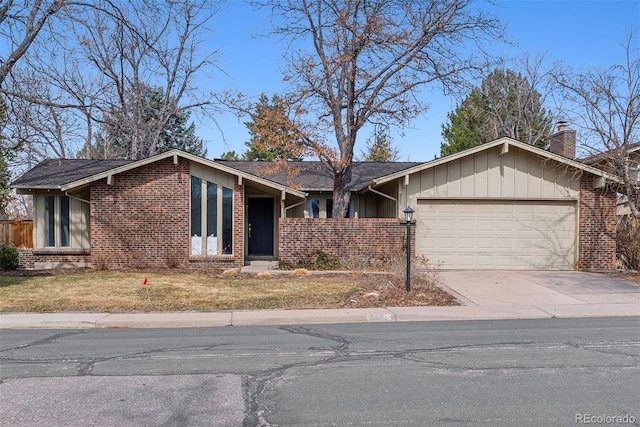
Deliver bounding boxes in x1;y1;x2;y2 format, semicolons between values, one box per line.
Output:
416;200;577;270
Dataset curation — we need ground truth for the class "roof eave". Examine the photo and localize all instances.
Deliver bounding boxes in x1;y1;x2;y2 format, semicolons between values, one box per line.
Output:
59;150;307;199
372;137;622;186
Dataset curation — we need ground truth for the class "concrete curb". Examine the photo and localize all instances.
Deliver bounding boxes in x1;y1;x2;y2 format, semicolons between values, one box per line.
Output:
1;303;638;329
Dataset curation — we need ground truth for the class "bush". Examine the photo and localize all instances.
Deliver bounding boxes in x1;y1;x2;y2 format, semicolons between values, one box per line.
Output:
0;245;20;270
282;250;343;271
617;216;640;270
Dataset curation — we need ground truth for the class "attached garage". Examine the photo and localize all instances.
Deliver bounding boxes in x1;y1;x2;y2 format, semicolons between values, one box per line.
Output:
415;199;577;270
371;137;619;271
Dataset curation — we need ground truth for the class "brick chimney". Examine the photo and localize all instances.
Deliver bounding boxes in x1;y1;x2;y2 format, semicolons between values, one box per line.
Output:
549;121;576;159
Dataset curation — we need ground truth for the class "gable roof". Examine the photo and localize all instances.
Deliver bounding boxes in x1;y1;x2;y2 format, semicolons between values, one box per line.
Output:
372;137;621;187
581;141;640;165
11;150;307;199
215;160;422;191
10;159;132;189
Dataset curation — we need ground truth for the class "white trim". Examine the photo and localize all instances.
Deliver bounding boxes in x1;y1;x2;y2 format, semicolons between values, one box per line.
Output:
373;137;621;187
59;149;307;199
367;185;397;201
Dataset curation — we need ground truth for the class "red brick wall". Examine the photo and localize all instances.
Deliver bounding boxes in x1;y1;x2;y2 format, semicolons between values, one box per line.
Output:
90;158;244;269
278;218;414;266
578;175;617;271
18;248;34;269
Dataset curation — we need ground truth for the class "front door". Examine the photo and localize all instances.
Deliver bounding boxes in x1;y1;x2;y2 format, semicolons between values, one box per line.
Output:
248;197;275;256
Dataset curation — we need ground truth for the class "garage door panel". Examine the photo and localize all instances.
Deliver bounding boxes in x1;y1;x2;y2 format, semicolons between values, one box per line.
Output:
416;200;576;270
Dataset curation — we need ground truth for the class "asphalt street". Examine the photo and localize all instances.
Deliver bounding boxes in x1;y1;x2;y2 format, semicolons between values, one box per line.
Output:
1;317;639;426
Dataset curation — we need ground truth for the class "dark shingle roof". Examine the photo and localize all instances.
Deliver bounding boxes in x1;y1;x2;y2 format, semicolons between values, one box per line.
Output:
11;156;421;192
581;141;640;164
11;159;132;188
215;161;422;191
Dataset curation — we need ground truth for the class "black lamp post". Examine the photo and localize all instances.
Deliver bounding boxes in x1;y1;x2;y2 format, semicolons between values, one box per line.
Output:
403;206;415;292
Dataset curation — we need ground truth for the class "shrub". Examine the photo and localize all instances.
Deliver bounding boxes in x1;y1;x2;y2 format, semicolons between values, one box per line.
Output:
617;216;640;270
0;244;20;270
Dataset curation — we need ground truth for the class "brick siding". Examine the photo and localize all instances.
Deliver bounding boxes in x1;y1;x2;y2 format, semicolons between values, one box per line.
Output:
578;175;617;271
90;157;244;270
18;248;91;269
18;248;34;269
278;218;414;267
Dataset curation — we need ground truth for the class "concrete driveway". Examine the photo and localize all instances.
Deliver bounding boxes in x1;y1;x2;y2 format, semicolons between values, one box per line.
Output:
437;270;640;312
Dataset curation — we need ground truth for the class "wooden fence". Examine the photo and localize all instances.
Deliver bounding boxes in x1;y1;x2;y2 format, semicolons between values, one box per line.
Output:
0;220;33;248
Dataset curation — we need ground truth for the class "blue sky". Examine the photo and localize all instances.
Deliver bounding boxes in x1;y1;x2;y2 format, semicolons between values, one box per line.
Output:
201;0;640;161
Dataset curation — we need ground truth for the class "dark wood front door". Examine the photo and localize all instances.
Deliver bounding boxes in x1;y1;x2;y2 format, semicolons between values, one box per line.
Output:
248;198;274;256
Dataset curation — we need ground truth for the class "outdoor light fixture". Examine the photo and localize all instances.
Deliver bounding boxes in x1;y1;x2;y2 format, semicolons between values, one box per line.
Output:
403;206;415;223
402;206;415;292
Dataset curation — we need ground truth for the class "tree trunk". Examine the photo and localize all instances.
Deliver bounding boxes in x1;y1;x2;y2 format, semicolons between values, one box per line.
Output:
332;163;353;218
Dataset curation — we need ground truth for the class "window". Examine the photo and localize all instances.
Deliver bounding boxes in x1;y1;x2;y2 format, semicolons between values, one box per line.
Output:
60;196;70;247
42;195;71;248
222;187;233;254
190;176;233;255
206;182;218;255
308;198;320;218
190;176;202;255
44;196;55;247
326;199;333;218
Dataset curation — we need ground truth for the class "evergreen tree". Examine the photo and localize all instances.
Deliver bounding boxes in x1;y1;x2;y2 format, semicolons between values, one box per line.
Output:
93;85;206;159
242;94;303;161
441;69;553;156
361;126;399;162
219;151;241;161
0;98;12;218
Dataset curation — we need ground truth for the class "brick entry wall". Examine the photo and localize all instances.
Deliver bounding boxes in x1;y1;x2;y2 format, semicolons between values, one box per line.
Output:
578;175;617;271
90;158;244;269
279;218;414;266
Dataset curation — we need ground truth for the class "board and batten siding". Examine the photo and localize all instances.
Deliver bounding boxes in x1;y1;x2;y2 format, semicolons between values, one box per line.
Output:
401;146;579;209
402;146;582;270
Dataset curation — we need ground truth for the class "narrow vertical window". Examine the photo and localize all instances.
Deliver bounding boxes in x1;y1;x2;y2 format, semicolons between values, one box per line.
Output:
190;176;202;255
206;182;218;255
222;187;233;254
45;196;55;247
308;198;320;218
60;196;70;247
326;199;333;218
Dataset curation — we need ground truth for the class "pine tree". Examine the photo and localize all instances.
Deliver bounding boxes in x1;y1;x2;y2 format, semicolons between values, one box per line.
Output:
0;98;12;218
441;69;553;156
242;94;303;161
93;85;206;159
361;126;399;162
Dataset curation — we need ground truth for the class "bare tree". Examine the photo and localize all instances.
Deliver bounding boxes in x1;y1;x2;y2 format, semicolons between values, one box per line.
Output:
252;0;504;217
552;32;640;218
1;0;221;163
0;0;64;87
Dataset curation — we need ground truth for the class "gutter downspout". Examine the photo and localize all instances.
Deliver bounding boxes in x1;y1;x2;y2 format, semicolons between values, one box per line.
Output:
284;199;307;215
367;185;397;201
65;191;91;205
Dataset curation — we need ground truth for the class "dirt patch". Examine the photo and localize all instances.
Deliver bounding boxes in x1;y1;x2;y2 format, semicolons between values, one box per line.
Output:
345;274;459;308
608;271;640;284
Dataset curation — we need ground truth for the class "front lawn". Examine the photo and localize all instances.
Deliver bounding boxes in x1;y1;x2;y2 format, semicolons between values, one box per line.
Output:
0;269;459;313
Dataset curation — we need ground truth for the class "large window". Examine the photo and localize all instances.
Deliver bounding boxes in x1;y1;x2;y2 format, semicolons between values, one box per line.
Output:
43;195;70;248
190;176;233;255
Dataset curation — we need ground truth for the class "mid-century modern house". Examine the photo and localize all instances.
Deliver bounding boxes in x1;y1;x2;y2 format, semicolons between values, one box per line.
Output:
10;126;621;271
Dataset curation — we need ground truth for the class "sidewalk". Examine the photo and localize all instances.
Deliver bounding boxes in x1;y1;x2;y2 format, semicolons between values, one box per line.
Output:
1;270;638;329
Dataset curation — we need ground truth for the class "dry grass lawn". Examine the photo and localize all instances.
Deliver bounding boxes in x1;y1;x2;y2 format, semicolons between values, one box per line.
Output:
0;269;459;313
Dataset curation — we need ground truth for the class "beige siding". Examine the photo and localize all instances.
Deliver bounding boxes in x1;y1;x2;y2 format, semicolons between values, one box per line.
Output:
406;147;580;207
190;162;235;189
416;199;577;270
